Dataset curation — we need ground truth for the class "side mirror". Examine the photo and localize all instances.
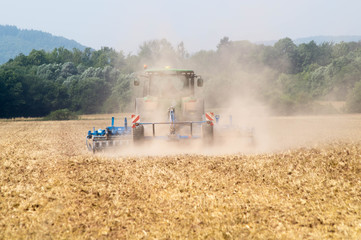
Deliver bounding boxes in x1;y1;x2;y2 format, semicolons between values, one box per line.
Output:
197;78;203;87
134;78;140;86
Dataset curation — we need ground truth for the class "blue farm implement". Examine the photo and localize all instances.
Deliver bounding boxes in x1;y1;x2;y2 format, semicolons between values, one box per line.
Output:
213;114;255;145
86;109;214;153
86;117;132;153
131;106;214;143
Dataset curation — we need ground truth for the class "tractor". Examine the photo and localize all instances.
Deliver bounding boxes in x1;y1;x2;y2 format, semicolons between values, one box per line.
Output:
131;68;214;143
86;67;214;152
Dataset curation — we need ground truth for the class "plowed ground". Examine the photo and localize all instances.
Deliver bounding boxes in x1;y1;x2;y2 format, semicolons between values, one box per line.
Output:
1;116;361;239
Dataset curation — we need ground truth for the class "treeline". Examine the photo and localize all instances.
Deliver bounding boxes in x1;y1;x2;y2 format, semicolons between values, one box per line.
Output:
196;37;361;114
2;37;361;118
0;47;134;118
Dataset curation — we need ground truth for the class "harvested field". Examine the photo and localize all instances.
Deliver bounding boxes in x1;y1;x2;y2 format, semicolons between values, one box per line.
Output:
1;115;361;239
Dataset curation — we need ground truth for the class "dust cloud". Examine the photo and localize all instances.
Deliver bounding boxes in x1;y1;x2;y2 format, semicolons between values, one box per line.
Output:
104;42;356;157
101;113;361;158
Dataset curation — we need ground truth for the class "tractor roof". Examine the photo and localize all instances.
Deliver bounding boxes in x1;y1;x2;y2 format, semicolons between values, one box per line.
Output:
145;68;195;75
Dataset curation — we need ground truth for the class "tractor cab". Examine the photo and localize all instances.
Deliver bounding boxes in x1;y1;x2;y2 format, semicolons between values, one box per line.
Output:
134;68;205;122
135;69;203;97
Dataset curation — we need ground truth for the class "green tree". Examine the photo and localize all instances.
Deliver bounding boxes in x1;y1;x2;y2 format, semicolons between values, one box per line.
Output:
272;38;299;73
48;47;74;63
28;49;48;66
298;41;319;71
346;80;361;112
317;42;333;66
69;77;109;113
217;36;230;50
0;66;26;117
103;74;132;112
138;39;178;66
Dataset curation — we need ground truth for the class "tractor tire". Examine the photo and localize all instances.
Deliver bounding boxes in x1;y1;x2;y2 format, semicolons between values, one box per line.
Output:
202;123;213;145
133;124;144;143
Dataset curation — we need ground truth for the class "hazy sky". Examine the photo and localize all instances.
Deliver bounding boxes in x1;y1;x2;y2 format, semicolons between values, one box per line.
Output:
1;0;361;54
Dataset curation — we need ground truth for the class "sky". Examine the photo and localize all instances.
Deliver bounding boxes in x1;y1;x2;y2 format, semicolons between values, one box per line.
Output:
1;0;361;54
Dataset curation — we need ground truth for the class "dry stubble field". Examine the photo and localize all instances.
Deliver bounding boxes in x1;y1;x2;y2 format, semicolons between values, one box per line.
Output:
1;115;361;239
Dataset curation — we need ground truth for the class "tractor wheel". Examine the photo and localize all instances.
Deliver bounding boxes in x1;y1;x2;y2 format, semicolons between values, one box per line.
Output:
202;123;213;145
133;124;144;143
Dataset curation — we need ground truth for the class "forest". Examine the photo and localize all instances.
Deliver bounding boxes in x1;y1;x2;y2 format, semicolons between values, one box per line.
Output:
2;37;361;118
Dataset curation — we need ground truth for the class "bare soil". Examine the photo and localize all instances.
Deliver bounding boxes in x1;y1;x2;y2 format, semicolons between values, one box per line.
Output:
1;115;361;239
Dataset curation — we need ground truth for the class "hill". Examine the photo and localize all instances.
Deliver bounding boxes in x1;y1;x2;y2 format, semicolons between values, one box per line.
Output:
293;35;361;45
258;35;361;46
0;25;87;64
